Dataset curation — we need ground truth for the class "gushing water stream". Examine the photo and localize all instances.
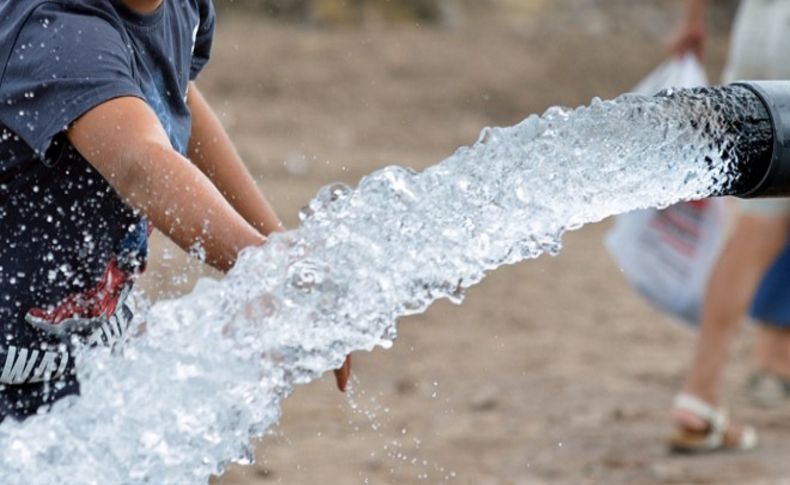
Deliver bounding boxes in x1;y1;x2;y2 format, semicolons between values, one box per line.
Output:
0;86;773;483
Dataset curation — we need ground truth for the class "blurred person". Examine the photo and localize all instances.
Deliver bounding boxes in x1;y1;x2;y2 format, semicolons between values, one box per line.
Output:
667;0;790;453
0;0;350;422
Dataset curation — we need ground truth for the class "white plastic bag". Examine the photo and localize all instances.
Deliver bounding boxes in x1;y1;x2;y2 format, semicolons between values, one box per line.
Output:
631;53;708;95
606;55;725;325
607;199;727;324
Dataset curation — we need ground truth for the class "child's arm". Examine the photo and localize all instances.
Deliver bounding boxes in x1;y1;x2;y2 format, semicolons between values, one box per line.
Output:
668;0;709;59
68;95;352;392
67;96;265;272
187;84;284;236
185;86;353;392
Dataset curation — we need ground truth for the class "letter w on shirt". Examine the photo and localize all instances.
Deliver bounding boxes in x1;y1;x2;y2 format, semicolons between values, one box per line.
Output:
1;346;68;384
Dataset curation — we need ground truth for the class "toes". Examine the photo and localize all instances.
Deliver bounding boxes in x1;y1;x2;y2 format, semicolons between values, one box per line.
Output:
672;407;710;432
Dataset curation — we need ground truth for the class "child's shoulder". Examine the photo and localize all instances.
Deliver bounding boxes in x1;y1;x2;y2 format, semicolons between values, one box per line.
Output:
0;1;129;47
0;1;131;76
1;0;126;25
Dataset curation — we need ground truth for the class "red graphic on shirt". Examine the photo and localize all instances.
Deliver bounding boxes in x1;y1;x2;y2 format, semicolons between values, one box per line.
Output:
25;258;140;335
25;221;150;336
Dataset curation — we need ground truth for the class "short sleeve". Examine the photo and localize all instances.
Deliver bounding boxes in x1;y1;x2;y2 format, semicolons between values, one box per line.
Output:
0;4;145;157
190;0;216;81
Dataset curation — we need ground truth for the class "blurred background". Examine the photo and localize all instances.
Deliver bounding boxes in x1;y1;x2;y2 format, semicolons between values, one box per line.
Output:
140;0;790;483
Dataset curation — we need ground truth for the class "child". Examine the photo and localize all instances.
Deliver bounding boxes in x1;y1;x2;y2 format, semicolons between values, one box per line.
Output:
0;0;350;422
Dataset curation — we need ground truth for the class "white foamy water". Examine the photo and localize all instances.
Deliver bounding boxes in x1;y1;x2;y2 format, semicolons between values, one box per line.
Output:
0;87;770;483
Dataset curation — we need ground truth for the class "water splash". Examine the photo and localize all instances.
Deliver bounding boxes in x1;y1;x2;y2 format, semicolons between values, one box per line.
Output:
0;86;771;483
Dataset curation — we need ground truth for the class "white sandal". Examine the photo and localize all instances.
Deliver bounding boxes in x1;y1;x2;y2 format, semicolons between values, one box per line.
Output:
669;393;758;454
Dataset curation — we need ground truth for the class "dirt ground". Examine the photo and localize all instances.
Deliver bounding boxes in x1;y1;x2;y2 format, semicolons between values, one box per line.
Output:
138;3;790;484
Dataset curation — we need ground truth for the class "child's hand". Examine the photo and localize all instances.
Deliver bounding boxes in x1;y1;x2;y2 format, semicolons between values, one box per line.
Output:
333;355;352;392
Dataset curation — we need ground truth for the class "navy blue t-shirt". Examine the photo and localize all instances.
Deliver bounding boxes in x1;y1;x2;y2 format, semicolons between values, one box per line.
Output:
0;0;215;387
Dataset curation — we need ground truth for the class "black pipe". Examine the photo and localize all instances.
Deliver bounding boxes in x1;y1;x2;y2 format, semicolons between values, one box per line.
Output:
654;83;779;197
732;81;790;198
659;82;790;198
652;83;774;198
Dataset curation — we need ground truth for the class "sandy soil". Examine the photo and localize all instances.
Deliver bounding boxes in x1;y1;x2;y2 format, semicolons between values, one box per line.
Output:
137;3;790;484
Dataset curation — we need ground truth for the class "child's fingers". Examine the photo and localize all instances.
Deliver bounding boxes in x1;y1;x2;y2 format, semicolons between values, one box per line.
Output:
333;355;352;392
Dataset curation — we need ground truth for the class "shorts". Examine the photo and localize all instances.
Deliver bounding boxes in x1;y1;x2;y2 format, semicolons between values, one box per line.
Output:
0;376;79;423
751;241;790;328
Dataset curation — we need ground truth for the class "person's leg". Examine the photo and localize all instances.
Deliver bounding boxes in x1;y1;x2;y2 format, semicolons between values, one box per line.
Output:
755;325;790;379
673;214;789;435
740;206;790;404
744;324;790;407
